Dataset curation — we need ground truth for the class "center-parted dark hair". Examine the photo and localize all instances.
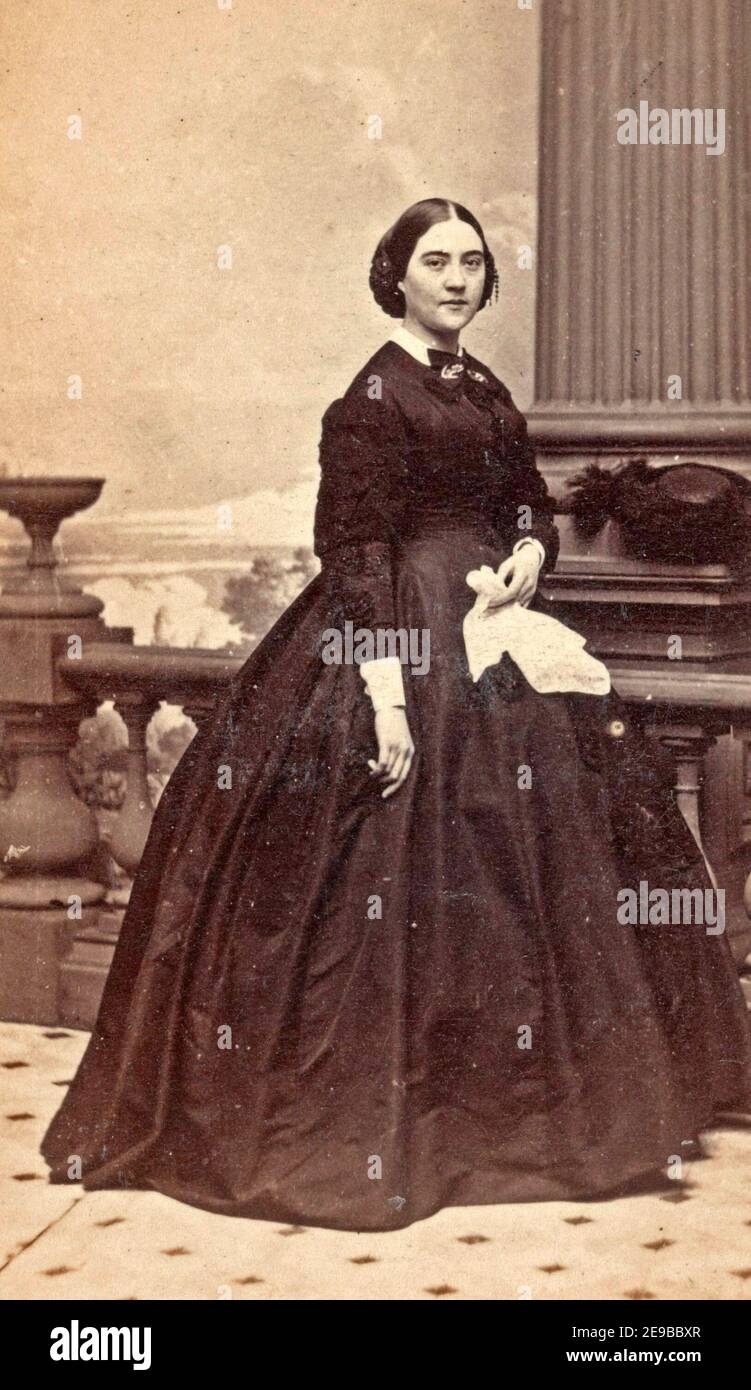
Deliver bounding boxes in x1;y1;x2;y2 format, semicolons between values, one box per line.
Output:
369;198;498;318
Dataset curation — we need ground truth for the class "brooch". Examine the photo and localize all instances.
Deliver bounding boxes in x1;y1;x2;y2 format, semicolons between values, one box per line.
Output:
440;362;465;380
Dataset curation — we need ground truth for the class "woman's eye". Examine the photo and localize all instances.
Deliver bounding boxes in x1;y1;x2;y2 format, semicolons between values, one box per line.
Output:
423;256;482;270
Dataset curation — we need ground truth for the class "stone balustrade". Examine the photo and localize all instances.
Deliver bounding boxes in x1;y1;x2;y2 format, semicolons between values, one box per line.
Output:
55;642;242;877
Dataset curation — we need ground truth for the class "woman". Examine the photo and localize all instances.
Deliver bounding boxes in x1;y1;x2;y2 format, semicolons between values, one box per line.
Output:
42;198;751;1231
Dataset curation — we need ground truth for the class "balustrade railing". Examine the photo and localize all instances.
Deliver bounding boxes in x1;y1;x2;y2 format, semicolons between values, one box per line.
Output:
56;642;242;876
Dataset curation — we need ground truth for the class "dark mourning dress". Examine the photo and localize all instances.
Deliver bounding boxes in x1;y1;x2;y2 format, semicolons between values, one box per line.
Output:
41;336;751;1230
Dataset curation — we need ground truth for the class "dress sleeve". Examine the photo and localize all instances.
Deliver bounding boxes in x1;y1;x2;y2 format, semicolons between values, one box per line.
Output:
493;395;560;577
313;380;407;633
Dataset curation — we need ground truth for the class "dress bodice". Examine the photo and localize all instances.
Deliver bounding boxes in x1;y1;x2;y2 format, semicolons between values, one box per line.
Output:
313;338;559;631
379;343;538;540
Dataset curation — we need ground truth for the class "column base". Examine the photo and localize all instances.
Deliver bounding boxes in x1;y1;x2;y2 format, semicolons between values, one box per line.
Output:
58;904;123;1030
0;904;100;1026
528;406;751;451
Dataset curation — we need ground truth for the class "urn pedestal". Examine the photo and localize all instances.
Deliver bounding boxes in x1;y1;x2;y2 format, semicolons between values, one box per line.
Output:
0;478;132;1023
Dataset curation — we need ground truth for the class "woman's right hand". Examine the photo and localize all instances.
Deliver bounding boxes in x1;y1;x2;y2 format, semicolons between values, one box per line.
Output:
368;708;415;799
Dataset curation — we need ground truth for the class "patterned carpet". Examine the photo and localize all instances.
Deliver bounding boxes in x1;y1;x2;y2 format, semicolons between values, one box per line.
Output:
1;1022;750;1301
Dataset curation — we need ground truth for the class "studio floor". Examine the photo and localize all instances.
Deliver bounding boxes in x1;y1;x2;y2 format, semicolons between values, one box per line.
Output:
1;1022;750;1302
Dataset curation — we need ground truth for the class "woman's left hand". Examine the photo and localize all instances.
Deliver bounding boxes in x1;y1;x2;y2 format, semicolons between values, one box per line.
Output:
490;546;542;609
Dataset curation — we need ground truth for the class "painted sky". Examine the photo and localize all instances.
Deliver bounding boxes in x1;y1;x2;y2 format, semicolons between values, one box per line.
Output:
3;0;540;539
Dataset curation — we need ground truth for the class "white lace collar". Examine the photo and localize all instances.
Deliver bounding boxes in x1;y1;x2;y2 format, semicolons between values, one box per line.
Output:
389;323;465;366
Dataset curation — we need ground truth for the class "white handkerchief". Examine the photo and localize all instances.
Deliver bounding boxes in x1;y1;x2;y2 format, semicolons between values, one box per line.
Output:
463;564;611;695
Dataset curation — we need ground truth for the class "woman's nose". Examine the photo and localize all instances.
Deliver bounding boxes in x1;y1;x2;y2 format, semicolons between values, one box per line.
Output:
445;267;467;290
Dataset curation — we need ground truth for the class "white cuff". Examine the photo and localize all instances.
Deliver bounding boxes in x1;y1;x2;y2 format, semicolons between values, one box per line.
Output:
513;537;545;568
359;656;406;711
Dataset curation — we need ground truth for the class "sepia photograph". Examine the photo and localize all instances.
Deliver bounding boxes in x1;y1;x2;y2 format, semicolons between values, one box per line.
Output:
1;0;750;1341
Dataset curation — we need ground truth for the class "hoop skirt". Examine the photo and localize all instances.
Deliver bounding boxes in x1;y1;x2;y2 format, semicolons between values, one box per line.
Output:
41;340;751;1230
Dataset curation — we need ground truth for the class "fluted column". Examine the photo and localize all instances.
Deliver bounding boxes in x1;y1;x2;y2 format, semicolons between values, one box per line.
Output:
531;0;751;449
530;1;751;974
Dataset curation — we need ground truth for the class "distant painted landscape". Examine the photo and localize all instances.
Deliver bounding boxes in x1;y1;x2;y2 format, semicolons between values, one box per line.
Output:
0;490;320;654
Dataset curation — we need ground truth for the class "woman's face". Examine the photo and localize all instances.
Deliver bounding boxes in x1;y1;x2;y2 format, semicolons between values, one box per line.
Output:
398;217;486;336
